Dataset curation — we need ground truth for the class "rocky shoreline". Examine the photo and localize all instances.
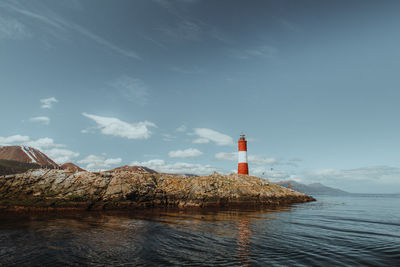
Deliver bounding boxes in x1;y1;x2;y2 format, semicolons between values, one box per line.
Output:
0;168;315;211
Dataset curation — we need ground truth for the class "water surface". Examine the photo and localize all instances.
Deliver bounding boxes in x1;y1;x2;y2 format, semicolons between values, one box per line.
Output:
1;195;399;266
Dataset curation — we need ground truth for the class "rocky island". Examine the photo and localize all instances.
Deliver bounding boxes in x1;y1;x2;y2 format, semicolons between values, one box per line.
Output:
0;166;315;211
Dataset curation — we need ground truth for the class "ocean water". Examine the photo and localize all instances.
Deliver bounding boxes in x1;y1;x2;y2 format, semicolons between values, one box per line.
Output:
0;195;399;266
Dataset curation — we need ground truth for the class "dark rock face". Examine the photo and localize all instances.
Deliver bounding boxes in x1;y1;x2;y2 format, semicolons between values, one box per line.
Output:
0;159;41;176
0;169;315;211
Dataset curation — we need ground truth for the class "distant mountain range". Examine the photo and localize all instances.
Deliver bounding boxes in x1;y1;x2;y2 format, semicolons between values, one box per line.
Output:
0;146;158;176
277;180;350;196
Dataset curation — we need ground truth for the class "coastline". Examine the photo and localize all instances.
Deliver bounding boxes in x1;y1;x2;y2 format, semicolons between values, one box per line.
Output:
0;169;315;212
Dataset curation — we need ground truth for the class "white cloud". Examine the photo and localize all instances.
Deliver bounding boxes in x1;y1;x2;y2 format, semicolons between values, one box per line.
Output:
130;159;221;176
193;138;210;144
168;148;203;158
45;148;80;164
193;128;233;146
162;133;176;141
24;137;65;149
0;135;30;145
29;116;50;125
82;113;156;139
109;76;148;105
176;125;187;132
78;155;122;171
215;152;278;165
40;97;58;109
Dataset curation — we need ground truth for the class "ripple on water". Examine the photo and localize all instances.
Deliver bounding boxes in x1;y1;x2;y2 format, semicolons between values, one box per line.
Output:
0;195;399;266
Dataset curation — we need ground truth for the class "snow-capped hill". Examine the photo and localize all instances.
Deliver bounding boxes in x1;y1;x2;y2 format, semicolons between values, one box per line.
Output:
0;146;59;168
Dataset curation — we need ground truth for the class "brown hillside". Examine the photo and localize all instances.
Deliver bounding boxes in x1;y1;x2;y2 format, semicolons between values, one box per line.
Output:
0;146;59;168
61;163;86;173
111;165;158;174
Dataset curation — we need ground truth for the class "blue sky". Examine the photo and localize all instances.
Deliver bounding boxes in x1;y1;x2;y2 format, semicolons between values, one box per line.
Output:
1;0;400;193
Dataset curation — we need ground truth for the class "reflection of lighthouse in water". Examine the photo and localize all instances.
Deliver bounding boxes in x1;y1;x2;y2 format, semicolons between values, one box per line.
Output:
236;219;253;266
238;133;249;175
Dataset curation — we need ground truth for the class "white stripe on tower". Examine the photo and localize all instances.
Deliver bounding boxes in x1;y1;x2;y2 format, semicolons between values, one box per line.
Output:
238;151;247;163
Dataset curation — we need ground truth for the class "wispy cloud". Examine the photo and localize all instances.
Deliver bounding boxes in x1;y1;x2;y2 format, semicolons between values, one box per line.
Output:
176;125;187;132
230;45;278;60
0;15;31;40
158;20;202;41
109;76;148;105
82;113;157;140
45;148;80;164
162;133;176;141
23;137;65;148
29;116;50;125
168;148;203;158
78;154;122;171
40;97;58;109
1;1;140;59
0;134;30;144
192;128;234;146
154;0;231;44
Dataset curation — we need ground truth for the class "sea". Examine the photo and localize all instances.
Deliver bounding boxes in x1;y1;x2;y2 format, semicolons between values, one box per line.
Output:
0;194;399;266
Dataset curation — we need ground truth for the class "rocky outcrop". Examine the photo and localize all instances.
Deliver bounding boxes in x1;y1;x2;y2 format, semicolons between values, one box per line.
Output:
0;169;315;211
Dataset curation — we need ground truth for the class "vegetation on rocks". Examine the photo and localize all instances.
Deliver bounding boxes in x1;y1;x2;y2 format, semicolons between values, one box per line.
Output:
0;168;315;211
0;159;41;176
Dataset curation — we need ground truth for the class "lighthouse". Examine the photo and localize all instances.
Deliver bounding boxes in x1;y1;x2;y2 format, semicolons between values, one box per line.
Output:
238;133;249;175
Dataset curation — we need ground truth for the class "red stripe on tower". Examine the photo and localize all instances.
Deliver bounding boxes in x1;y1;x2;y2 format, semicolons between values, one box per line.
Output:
238;133;249;175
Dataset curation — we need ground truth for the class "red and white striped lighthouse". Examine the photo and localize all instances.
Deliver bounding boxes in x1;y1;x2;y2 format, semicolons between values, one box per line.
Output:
238;133;249;175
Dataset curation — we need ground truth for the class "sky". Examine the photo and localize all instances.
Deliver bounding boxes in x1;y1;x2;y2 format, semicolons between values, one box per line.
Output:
1;0;400;193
